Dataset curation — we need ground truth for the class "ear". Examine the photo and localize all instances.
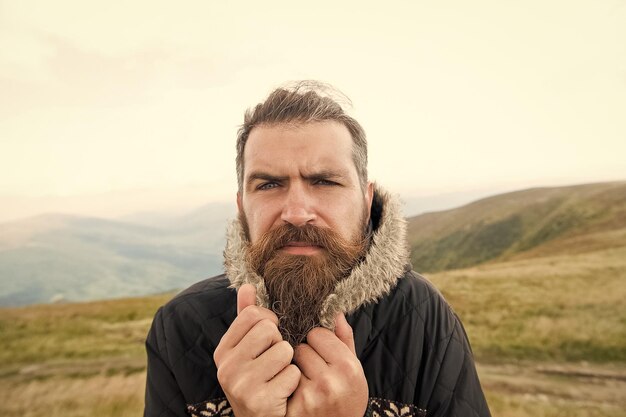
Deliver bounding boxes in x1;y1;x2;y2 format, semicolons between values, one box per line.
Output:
236;191;243;214
365;181;374;222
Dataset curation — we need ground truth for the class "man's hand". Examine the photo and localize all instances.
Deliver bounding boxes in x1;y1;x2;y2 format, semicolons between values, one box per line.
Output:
214;284;301;417
287;313;368;417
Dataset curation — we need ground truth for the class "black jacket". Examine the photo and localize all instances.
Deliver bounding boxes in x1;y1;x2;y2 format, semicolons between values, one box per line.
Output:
144;186;491;417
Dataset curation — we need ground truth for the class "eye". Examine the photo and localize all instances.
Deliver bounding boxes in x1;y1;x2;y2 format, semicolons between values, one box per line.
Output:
258;182;279;190
315;179;337;186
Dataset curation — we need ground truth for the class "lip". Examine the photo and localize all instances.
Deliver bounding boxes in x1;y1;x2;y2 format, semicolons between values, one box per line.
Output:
280;241;322;255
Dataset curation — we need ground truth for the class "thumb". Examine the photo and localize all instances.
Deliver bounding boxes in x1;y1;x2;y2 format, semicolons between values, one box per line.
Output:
334;312;356;355
237;283;257;315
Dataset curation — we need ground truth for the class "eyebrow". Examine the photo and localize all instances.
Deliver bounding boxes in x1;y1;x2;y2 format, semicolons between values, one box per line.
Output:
302;169;348;182
246;172;288;188
246;169;349;188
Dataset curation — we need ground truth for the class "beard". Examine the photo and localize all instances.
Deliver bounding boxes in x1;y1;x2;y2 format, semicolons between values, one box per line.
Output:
244;216;368;347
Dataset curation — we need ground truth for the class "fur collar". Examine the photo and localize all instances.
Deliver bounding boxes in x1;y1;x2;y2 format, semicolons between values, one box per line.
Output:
223;184;409;329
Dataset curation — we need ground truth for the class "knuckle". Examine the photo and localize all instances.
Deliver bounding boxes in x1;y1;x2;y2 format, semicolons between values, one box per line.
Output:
257;317;275;330
302;386;320;409
305;328;321;343
216;362;230;386
242;305;278;325
213;337;229;365
288;363;301;379
241;305;262;322
315;375;336;396
256;318;279;338
213;345;222;365
344;360;362;378
229;378;246;400
278;340;294;358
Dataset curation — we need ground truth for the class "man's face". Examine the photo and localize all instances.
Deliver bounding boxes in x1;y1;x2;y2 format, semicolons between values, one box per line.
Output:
237;120;373;248
237;121;374;345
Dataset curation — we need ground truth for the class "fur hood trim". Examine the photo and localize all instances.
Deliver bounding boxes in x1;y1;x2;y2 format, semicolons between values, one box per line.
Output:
223;184;409;329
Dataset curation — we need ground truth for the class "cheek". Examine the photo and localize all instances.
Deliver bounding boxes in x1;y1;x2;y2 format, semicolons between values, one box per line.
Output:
244;204;276;243
331;200;366;240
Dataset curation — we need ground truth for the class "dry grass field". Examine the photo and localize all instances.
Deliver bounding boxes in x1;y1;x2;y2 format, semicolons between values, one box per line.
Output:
0;294;164;417
1;245;624;416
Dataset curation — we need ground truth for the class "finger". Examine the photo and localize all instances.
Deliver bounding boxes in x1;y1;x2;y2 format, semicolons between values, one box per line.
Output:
293;343;327;379
267;363;302;399
285;376;314;417
214;306;279;364
334;313;356;355
237;283;257;315
234;318;283;359
254;340;295;381
305;327;352;364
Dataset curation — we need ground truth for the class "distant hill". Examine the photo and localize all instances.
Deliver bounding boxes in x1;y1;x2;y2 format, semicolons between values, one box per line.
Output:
3;181;625;306
407;181;626;273
0;202;236;306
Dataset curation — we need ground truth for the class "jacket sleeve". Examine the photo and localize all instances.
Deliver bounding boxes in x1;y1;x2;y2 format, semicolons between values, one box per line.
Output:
421;298;491;417
144;307;189;417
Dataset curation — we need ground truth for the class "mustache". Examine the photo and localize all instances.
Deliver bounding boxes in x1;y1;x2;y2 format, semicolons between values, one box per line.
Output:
247;223;366;275
255;223;339;250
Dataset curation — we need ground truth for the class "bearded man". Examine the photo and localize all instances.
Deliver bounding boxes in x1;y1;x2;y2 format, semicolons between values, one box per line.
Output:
144;82;491;417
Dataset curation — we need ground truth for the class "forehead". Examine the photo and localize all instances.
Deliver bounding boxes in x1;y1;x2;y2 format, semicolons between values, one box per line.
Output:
243;121;356;177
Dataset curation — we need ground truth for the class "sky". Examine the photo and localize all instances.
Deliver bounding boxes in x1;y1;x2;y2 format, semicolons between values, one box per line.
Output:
1;0;625;221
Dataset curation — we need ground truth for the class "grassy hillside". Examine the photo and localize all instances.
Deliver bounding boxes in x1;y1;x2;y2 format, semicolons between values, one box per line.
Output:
1;241;625;416
0;293;173;367
430;247;626;363
0;294;171;417
407;181;626;272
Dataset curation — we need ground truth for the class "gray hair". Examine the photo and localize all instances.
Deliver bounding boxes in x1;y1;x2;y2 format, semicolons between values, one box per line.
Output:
236;81;368;192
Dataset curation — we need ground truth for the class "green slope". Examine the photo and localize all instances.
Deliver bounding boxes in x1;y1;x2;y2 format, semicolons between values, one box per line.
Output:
407;181;626;272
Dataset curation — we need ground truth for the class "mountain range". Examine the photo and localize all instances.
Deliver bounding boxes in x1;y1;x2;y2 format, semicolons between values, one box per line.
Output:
1;181;624;306
0;202;235;306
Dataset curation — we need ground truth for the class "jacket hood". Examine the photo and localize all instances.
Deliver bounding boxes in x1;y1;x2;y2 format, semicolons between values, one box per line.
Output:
223;183;409;329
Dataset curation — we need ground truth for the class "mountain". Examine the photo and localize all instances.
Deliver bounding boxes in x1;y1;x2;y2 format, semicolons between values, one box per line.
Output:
3;181;624;306
407;181;626;273
0;204;235;306
119;201;235;232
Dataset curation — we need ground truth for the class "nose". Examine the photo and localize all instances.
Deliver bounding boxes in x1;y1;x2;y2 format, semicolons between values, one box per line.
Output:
280;183;316;227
